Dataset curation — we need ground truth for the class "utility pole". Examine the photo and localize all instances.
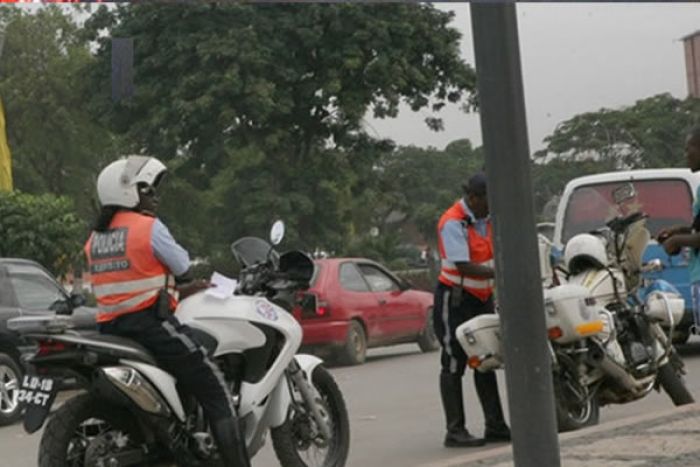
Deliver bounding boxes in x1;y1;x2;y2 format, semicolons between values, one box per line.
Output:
470;4;561;466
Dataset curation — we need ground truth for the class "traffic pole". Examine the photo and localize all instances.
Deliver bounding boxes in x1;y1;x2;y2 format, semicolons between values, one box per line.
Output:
470;4;561;466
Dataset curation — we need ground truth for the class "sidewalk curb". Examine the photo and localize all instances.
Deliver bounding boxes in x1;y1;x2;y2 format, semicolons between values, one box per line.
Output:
419;403;700;467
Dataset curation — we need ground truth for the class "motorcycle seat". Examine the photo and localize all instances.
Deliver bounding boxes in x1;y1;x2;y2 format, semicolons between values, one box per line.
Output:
52;331;158;366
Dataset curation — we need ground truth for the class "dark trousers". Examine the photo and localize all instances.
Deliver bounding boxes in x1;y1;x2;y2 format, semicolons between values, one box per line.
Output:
433;282;507;433
100;307;235;423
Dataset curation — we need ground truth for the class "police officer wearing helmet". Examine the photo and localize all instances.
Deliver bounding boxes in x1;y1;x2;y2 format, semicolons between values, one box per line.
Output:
85;156;251;467
433;172;510;448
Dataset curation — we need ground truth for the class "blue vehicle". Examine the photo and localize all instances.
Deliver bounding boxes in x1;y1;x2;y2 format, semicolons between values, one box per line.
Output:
553;169;700;344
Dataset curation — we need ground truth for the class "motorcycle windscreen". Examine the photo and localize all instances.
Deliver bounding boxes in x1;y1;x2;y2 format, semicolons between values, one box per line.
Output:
231;237;279;267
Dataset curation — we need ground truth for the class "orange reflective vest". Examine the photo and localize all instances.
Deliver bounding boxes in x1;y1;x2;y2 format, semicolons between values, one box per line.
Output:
437;200;494;301
85;211;177;323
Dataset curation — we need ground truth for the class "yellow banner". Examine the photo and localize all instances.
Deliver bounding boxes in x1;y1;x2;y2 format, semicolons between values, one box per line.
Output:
0;97;12;191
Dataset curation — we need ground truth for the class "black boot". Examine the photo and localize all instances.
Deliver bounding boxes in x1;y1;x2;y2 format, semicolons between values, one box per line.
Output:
440;372;485;448
210;417;252;467
474;371;510;442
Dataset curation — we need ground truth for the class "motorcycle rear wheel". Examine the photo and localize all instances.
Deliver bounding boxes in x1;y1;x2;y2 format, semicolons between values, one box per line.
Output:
39;394;149;467
658;362;694;406
271;365;350;467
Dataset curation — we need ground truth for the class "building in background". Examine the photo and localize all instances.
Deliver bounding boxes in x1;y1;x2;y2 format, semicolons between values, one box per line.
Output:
683;30;700;98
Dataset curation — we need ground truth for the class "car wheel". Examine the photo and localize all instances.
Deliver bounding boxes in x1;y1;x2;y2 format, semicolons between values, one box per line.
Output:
417;308;440;352
338;321;367;366
0;353;23;426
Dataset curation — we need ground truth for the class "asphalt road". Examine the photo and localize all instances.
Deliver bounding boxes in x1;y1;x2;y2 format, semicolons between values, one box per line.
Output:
3;337;700;467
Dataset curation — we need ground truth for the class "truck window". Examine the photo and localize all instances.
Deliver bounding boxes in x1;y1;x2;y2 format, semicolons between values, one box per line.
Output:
562;179;693;244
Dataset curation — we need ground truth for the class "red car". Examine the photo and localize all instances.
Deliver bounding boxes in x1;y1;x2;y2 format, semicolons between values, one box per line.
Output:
293;258;439;365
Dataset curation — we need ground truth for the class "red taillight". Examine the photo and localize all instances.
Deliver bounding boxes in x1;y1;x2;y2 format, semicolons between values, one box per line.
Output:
37;340;69;356
316;301;330;317
467;356;482;369
295;292;330;319
547;326;563;340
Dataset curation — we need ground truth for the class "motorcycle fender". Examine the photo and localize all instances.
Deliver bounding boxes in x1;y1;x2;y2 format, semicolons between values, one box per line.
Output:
120;359;186;422
267;354;323;428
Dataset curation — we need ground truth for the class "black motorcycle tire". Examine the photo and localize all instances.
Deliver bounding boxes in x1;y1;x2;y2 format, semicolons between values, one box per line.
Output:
658;362;694;406
554;379;600;433
39;394;146;467
271;365;350;467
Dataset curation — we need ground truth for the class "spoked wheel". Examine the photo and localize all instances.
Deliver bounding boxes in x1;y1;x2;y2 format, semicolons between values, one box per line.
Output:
39;394;152;467
271;366;350;467
554;373;599;433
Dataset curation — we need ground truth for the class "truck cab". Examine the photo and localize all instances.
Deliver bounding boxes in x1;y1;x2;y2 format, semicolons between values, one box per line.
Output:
553;168;700;344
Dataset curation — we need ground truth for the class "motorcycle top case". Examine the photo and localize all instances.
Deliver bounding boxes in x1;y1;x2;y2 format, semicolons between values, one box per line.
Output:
544;284;604;344
456;314;503;372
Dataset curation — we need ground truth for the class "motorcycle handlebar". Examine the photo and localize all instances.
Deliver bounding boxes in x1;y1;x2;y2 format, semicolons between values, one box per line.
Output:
605;211;647;234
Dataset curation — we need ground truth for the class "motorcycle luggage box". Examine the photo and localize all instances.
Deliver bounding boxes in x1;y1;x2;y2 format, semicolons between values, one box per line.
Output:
456;314;503;372
544;284;604;344
645;292;685;326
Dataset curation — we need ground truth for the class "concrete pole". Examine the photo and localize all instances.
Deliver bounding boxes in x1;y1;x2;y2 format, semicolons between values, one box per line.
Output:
470;4;561;466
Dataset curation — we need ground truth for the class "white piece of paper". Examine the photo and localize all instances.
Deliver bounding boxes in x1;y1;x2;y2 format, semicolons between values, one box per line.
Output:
205;272;238;299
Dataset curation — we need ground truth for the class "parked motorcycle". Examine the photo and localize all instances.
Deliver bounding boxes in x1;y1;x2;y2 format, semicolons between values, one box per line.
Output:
9;220;350;466
457;184;694;432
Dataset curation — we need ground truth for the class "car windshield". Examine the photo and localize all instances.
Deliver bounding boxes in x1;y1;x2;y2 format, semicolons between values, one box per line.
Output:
231;237;279;267
562;179;693;243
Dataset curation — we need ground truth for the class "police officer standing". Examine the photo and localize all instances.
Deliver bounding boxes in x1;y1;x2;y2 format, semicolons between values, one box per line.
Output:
85;156;251;467
434;172;511;447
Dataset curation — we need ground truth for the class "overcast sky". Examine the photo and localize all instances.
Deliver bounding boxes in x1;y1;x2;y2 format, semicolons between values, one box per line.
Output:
366;3;700;152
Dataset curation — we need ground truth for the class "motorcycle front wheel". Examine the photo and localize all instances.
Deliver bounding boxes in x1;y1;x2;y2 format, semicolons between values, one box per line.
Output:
39;394;150;467
271;365;350;467
554;375;600;432
658;362;694;406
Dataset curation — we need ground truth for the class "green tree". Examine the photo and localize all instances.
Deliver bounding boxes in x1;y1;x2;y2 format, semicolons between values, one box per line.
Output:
83;3;476;257
0;191;85;276
535;94;700;170
369;139;484;244
0;6;122;222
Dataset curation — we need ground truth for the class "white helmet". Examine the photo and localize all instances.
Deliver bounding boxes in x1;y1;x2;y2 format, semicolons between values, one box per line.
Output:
564;233;608;275
96;156;167;208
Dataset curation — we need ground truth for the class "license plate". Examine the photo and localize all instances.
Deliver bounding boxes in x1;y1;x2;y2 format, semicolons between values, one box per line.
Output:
19;374;57;433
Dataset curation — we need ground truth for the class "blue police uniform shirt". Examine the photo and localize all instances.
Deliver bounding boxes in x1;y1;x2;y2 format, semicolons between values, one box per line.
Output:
151;219;191;277
689;184;700;284
439;199;489;263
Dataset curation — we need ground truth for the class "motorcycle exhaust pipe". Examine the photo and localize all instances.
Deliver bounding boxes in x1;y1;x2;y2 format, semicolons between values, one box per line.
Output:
587;343;655;396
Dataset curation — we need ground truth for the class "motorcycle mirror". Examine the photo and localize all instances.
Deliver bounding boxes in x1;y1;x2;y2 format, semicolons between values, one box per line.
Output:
612;183;636;205
270;220;285;246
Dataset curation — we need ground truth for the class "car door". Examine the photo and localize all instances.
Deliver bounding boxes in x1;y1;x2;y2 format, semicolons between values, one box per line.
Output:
356;262;423;340
5;262;71;317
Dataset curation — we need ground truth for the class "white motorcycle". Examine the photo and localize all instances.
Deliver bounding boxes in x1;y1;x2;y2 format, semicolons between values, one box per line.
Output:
9;221;350;466
457;185;694;432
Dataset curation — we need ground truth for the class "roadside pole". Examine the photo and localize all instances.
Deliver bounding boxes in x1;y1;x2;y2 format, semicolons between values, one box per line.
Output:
470;4;561;466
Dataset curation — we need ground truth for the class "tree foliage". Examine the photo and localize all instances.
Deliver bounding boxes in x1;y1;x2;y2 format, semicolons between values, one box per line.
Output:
0;191;85;276
535;94;700;169
80;3;476;260
0;6;122;221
